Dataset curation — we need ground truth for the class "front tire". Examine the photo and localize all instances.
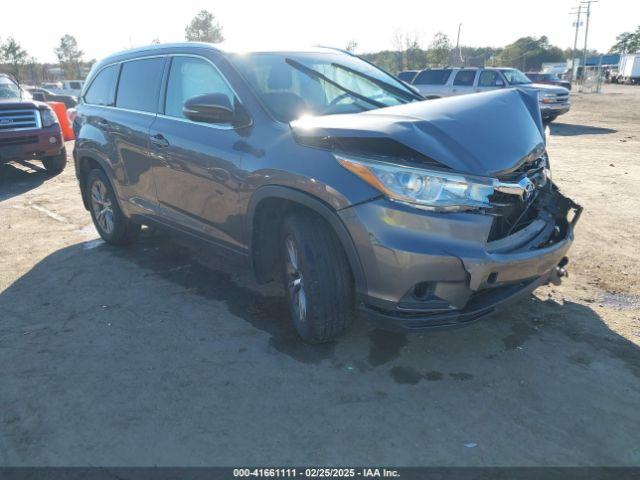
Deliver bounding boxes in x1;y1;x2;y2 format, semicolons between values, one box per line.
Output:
281;211;355;343
42;147;67;173
86;168;140;245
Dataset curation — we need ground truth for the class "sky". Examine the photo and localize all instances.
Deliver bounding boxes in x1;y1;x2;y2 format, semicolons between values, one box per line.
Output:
2;0;638;63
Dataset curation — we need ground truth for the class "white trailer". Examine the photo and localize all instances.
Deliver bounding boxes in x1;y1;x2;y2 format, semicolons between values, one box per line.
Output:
618;54;640;84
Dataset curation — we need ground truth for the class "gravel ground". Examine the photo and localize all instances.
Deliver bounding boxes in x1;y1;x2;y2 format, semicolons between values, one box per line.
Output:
1;84;639;466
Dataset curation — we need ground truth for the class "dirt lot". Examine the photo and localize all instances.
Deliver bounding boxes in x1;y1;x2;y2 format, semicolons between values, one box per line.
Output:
1;84;639;466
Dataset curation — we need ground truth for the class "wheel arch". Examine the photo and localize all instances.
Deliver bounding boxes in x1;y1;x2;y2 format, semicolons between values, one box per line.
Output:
75;154;120;212
247;185;367;296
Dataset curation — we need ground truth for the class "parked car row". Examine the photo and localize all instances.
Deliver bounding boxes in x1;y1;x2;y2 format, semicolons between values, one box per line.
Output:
41;80;85;98
24;87;78;108
399;67;571;122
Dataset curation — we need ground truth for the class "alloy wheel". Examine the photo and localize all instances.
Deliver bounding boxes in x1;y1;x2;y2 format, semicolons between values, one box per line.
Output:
90;179;114;234
285;236;307;324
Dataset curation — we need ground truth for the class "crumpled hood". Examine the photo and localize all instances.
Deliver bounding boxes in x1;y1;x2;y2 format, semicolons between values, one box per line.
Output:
291;88;545;177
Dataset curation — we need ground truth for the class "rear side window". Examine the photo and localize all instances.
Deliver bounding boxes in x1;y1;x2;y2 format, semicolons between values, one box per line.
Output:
478;70;503;87
116;58;165;113
413;69;452;85
453;70;477;86
84;64;119;106
69;81;82;90
397;71;417;83
164;56;235;119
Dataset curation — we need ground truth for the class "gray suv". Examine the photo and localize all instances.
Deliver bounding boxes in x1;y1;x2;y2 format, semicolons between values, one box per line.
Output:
73;43;581;343
412;67;571;122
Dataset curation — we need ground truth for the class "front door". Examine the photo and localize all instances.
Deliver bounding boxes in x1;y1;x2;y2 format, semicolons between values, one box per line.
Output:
150;55;245;251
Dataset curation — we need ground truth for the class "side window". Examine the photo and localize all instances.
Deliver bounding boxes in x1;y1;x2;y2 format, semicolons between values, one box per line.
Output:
413;69;452;85
84;64;119;106
478;70;502;87
453;70;477;86
116;58;165;113
165;56;235;119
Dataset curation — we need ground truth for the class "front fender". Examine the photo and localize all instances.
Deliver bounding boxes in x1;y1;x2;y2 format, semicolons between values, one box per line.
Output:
246;185;368;297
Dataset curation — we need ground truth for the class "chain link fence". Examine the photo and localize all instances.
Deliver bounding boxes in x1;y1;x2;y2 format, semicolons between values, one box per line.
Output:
579;66;604;93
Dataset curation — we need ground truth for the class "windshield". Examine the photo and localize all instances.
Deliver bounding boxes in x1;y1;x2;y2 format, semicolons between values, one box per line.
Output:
230;52;420;122
0;78;22;100
502;69;532;85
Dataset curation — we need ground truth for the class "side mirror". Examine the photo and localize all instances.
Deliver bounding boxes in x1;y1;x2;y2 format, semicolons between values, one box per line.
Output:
495;79;505;87
183;93;234;124
32;92;46;102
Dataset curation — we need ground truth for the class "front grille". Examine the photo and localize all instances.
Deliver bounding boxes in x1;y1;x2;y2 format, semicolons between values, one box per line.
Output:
488;194;539;241
546;93;569;105
0;135;38;146
488;155;548;241
0;109;40;131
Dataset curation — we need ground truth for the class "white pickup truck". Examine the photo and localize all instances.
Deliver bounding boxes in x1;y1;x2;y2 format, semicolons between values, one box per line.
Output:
411;67;571;122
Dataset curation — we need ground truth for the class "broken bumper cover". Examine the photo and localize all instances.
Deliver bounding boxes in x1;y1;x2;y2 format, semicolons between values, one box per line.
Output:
340;188;582;331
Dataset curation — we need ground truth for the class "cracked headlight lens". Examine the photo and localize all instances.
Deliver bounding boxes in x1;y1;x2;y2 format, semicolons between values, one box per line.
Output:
335;154;495;212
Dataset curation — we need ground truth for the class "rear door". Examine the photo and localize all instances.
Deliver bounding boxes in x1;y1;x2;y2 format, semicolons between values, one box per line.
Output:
450;69;478;96
475;70;506;93
149;54;246;250
76;63;120;184
109;57;166;215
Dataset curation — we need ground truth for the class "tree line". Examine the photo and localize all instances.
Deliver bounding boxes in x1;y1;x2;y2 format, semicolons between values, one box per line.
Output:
359;31;605;74
1;9;637;83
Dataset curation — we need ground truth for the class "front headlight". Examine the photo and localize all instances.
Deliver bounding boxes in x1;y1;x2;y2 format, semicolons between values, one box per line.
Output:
539;93;555;104
40;108;59;128
335;154;495;212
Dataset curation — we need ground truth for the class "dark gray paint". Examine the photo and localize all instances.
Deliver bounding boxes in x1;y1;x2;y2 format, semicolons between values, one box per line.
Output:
73;43;579;331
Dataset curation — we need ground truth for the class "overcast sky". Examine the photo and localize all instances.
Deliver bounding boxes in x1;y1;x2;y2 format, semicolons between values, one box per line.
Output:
2;0;638;63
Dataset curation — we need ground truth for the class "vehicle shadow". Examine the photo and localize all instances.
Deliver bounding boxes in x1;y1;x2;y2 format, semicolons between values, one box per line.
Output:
0;161;58;202
2;229;639;371
2;231;640;464
550;123;618;136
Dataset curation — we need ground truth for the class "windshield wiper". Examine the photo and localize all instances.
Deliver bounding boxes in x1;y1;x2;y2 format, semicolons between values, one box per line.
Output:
330;62;421;102
285;58;385;109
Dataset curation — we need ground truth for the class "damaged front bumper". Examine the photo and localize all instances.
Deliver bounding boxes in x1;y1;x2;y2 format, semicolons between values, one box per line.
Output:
339;185;582;331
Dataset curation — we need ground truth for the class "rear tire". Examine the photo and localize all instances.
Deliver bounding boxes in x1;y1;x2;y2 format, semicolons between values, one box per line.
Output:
86;168;140;245
281;210;355;343
42;147;67;173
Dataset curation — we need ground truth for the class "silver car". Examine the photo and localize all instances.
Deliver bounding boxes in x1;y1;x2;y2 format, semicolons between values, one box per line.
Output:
412;67;570;122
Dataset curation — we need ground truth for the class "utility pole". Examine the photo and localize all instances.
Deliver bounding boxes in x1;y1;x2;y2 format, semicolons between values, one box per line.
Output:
456;23;463;66
570;5;582;82
581;0;598;86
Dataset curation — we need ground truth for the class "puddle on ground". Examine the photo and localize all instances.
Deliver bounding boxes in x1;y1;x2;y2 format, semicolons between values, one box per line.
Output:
598;292;640;311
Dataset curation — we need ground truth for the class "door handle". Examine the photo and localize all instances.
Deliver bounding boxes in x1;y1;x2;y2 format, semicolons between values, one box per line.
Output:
150;133;170;148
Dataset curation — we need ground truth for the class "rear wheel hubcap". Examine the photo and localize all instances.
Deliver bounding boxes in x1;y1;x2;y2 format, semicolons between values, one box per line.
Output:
285;236;307;324
91;180;114;234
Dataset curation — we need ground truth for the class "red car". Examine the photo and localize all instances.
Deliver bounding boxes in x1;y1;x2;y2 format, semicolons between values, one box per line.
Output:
525;72;572;91
0;74;67;173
